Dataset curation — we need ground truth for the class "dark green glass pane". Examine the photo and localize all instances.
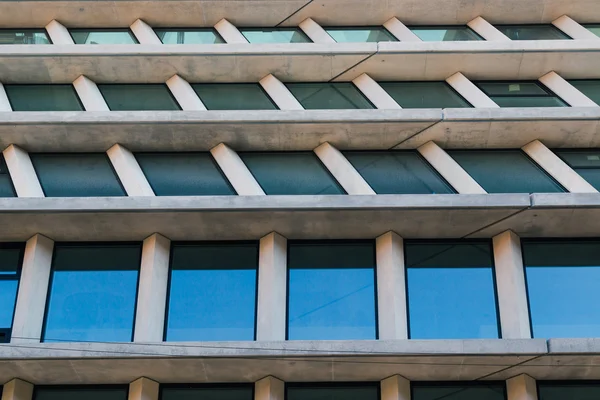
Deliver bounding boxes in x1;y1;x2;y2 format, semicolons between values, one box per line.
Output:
410;26;482;41
405;242;493;268
538;382;600;400
379;82;471;108
30;153;125;197
496;25;571;40
70;29;138;44
585;24;600;37
5;85;83;111
448;150;565;193
240;28;311;43
0;247;21;273
286;83;374;109
325;27;397;42
0;245;22;334
162;387;254;400
52;244;141;272
35;387;128;400
412;384;506;400
191;83;277;110
288;241;375;269
98;84;181;110
155;29;225;44
287;386;379;400
0;29;50;44
491;96;567;107
555;150;600;191
477;82;548;96
240;152;344;195
0;155;16;197
569;80;600;105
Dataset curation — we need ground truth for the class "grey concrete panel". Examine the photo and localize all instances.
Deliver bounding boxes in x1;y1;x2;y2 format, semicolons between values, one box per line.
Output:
547;338;600;353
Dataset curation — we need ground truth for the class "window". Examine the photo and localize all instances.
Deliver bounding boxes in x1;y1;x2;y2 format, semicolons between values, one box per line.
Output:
165;243;258;341
136;153;235;196
523;240;600;338
325;27;397;42
412;382;506;400
240;28;311;43
287;241;377;340
379;82;471;108
555;149;600;191
409;26;483;41
406;241;499;339
5;85;83;111
0;244;23;343
538;382;600;400
495;25;571;40
239;152;344;195
34;386;128;400
30;153;126;197
344;151;455;194
568;80;600;106
43;243;141;342
287;384;379;400
286;83;374;109
70;29;138;44
98;84;181;111
448;150;565;193
0;155;16;197
475;81;567;107
584;24;600;37
161;385;253;400
191;83;277;110
0;29;50;44
155;29;225;44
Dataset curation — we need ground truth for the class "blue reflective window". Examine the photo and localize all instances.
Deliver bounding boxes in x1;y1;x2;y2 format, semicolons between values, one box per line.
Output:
161;385;254;400
538;382;600;400
409;26;483;41
155;29;225;44
555;149;600;191
34;386;129;400
495;25;571;40
412;382;506;400
523;240;600;338
344;151;455;194
136;153;235;196
5;84;84;111
70;29;138;44
286;83;374;109
0;244;23;343
30;153;126;197
287;384;379;400
0;155;16;197
166;243;258;341
406;241;500;339
379;82;471;108
568;80;600;106
0;29;50;44
287;241;377;340
192;83;277;110
240;28;311;43
325;27;397;42
43;243;141;342
475;81;567;107
98;84;181;111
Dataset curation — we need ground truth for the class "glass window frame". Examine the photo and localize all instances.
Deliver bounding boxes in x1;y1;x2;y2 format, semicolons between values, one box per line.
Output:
410;381;508;400
407;25;484;41
494;24;572;40
0;242;24;343
474;80;568;107
33;385;130;400
191;83;279;110
4;84;85;112
323;26;398;42
566;79;600;106
160;383;255;400
98;83;182;111
537;380;600;400
0;153;17;197
153;28;225;44
68;28;139;44
285;82;376;110
378;80;473;108
285;382;381;400
239;27;312;43
0;29;53;44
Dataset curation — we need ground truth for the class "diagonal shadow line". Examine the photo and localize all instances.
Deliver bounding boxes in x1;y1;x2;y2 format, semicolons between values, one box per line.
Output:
275;0;315;27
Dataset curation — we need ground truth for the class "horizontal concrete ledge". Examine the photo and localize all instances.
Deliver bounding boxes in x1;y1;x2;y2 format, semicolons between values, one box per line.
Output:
531;192;600;207
547;338;600;353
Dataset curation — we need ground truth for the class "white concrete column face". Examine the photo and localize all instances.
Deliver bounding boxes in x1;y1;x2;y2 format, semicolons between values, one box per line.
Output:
552;15;600;40
1;379;33;400
0;83;12;111
467;17;511;41
129;377;159;400
166;75;207;111
2;144;44;198
130;19;162;45
210;143;265;195
381;375;410;400
45;20;74;44
507;374;538;400
314;142;375;195
446;72;499;108
214;18;249;44
352;73;401;109
107;144;155;196
259;74;304;110
383;17;422;42
538;72;598;107
73;75;110;111
255;376;284;400
299;18;335;43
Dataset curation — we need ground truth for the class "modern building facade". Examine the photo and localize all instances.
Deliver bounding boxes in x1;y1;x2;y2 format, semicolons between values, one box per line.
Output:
0;1;600;400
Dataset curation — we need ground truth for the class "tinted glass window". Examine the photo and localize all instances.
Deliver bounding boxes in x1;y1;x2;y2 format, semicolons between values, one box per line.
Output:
555;149;600;191
584;24;600;37
287;384;379;400
5;85;83;111
70;29;138;44
379;82;471;108
475;81;567;107
30;153;125;197
410;26;482;41
496;25;571;40
0;244;23;343
240;152;344;195
241;28;311;43
448;150;565;193
161;386;254;400
0;155;16;197
569;80;600;106
34;386;128;400
166;243;258;341
412;383;506;400
192;83;277;110
288;241;377;340
43;244;141;342
0;29;50;44
325;27;397;42
98;84;181;111
538;382;600;400
155;29;225;44
523;240;600;338
406;241;499;339
344;151;454;194
136;153;235;196
286;83;374;109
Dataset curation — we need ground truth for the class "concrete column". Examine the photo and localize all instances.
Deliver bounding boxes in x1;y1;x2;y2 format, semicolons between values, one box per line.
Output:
383;17;422;42
1;379;33;400
507;374;538;400
493;230;531;339
256;232;287;341
255;377;284;400
210;143;265;195
11;234;54;343
417;141;487;194
376;232;408;340
129;378;159;400
314;142;375;195
2;145;44;198
467;16;511;41
259;74;304;110
130;19;162;45
107;144;155;196
45;20;74;44
538;71;598;107
352;73;401;109
0;83;12;111
552;15;600;40
73;75;110;111
166;74;207;111
446;72;499;108
214;18;248;44
298;18;335;43
522;140;597;193
381;375;410;400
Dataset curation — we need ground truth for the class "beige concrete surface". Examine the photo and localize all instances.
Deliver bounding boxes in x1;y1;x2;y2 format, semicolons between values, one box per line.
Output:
166;74;207;111
0;84;12;112
72;75;110;111
299;18;335;44
352;73;401;109
552;15;600;40
2;145;44;198
45;20;74;45
383;18;421;42
446;72;498;108
467;17;511;41
130;19;162;45
1;379;33;400
507;374;538;400
214;18;249;44
129;378;159;400
381;375;410;400
255;376;284;400
259;74;303;110
257;232;287;341
107;144;155;197
314;142;374;195
210;143;264;195
538;71;598;107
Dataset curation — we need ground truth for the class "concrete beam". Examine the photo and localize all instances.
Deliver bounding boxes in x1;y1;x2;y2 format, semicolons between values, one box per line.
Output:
259;74;303;110
507;374;538;400
314;142;374;195
446;72;499;108
45;20;74;45
166;74;207;111
2;145;44;198
352;73;401;109
129;378;159;400
299;18;335;43
538;71;598;107
383;18;421;42
467;16;511;41
214;18;248;44
72;75;110;111
381;375;410;400
107;144;155;197
0;84;12;111
130;19;162;45
210;143;265;196
1;379;33;400
255;376;284;400
552;15;600;41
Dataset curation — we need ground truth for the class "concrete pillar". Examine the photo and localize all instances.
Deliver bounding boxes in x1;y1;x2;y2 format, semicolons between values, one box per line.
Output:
1;379;33;400
383;17;422;42
129;378;159;400
210;143;265;195
446;72;499;108
298;18;335;43
467;16;511;41
107;144;155;196
552;15;600;40
522;140;597;193
45;20;74;44
376;232;408;340
73;75;110;111
493;230;531;339
255;377;284;400
259;74;304;110
256;232;287;341
11;234;54;343
0;83;12;111
214;18;248;44
352;73;401;109
417;141;487;194
538;71;598;107
314;142;375;195
381;375;410;400
2;145;44;198
507;374;538;400
166;74;207;111
130;19;162;45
